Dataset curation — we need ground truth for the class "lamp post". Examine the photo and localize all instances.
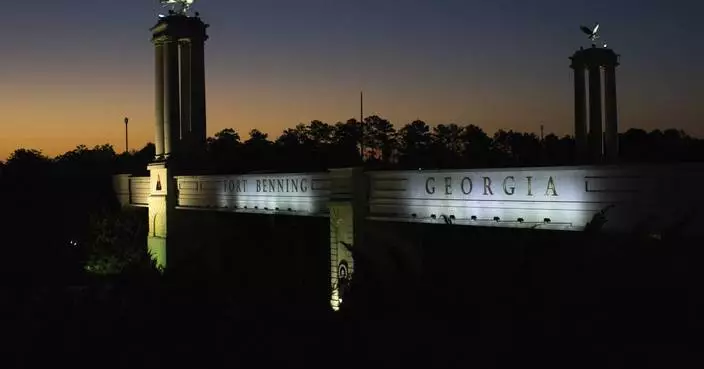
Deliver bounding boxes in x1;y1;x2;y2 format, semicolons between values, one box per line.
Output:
124;117;129;153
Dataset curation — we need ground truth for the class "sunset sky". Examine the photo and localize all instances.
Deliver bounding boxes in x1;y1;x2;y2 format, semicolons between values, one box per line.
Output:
1;0;702;159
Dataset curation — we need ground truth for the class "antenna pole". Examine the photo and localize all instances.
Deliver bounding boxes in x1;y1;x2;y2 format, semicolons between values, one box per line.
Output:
360;90;364;160
540;124;544;141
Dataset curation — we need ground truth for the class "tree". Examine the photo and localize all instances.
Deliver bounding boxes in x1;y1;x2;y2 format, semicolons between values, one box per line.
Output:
330;119;364;168
206;128;242;172
244;129;274;171
543;134;574;165
83;208;155;276
5;148;50;170
215;128;240;142
432;124;464;168
307;120;333;146
116;142;154;174
398;120;432;168
275;124;318;171
460;124;493;167
620;128;650;162
245;129;271;146
511;132;542;166
364;115;397;165
277;124;309;147
2;148;53;190
491;129;515;166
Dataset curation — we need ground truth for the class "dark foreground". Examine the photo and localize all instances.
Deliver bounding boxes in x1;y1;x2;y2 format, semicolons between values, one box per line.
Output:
2;230;700;369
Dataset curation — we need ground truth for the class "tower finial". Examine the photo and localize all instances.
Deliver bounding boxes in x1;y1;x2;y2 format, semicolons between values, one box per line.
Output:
160;0;197;16
579;22;608;48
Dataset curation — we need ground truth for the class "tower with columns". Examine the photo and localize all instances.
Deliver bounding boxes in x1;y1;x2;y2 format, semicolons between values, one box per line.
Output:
570;46;620;163
151;13;209;160
147;12;209;268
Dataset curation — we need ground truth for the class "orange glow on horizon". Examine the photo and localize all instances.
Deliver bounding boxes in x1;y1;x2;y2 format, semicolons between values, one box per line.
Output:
1;66;702;160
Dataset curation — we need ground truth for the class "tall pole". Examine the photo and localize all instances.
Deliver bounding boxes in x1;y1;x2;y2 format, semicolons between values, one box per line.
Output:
540;124;544;141
124;117;129;153
360;90;364;160
360;90;363;125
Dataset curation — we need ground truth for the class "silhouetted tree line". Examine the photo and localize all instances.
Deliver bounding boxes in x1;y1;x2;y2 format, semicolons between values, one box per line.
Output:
0;144;155;284
199;118;704;173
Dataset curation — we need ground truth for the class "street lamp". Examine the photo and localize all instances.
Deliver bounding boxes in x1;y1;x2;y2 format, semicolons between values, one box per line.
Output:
124;117;129;153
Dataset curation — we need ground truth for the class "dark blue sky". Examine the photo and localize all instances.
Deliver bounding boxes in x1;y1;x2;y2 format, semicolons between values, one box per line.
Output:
1;0;702;157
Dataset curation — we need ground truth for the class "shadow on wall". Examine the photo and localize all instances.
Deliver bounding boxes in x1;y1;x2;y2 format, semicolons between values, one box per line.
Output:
339;211;702;318
163;211;331;310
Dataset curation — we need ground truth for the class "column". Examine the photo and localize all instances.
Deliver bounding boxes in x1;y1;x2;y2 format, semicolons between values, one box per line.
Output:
190;37;207;147
179;40;193;147
163;39;181;157
147;162;172;269
604;64;619;162
573;65;588;161
328;168;368;311
588;65;603;162
154;43;165;158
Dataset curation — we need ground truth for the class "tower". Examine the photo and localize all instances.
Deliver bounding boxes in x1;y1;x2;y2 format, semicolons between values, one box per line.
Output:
151;13;209;160
147;10;209;269
570;45;620;163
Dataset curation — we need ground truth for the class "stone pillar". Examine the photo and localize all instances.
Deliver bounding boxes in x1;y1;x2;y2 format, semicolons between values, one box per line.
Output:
588;65;603;162
147;15;210;270
190;36;207;147
152;15;209;159
163;40;181;158
179;40;193;148
604;64;619;162
572;65;588;161
328;168;368;311
147;162;175;269
154;43;165;158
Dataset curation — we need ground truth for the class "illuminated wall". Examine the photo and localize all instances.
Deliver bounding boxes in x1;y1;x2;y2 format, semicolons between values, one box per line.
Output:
367;164;704;235
115;163;704;236
146;163;171;269
114;163;704;308
175;173;331;216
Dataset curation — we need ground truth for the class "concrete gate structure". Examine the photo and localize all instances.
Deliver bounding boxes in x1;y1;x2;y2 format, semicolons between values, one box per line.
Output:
113;12;704;310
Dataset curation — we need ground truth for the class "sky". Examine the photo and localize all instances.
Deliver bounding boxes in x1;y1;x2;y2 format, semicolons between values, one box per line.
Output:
1;0;703;159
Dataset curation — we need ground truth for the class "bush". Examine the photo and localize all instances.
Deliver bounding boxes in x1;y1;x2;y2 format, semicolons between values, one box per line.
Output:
83;208;155;276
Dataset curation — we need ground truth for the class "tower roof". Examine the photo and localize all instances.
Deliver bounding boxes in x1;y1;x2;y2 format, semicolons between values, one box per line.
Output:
151;14;209;42
570;46;619;68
